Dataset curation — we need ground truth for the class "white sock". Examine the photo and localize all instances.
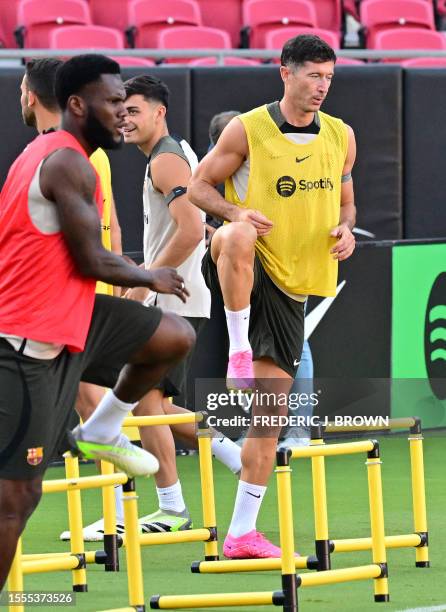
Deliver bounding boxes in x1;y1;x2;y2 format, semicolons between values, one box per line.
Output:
225;306;251;356
228;480;266;537
80;389;137;443
157;480;186;513
115;485;124;523
211;436;242;474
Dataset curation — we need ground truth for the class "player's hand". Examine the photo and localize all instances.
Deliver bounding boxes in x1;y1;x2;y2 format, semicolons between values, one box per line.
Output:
148;268;190;303
234;208;273;236
123;286;150;303
330;224;355;260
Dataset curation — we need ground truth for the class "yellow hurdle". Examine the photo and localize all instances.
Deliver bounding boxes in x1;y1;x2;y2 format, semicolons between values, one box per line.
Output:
101;460;120;571
117;413;219;559
7;539;24;612
64;455;87;591
121;479;145;610
8;471;131;612
153;439;389;610
323;417;429;567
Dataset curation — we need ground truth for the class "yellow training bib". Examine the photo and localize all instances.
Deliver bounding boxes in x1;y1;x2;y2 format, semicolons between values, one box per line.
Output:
225;106;348;297
90;147;113;296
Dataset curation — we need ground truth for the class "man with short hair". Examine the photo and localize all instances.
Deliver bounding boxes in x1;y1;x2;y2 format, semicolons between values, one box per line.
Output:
209;110;241;149
188;35;357;558
121;75;241;533
20;57;129;539
0;54;193;587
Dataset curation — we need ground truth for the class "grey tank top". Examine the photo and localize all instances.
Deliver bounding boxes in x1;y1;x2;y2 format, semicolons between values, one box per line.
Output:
143;135;211;318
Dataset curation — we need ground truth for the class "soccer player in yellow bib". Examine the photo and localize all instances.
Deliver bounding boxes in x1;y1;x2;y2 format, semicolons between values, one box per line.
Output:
20;58;126;537
189;35;357;558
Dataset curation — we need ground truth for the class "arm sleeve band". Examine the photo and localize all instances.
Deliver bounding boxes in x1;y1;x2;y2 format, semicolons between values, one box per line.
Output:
341;172;352;183
164;186;187;206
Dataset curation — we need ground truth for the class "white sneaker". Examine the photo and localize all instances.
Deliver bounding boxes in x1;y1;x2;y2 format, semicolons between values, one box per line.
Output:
59;518;125;542
71;426;159;478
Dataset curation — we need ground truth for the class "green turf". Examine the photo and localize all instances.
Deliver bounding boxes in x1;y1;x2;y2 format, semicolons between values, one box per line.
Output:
17;434;446;612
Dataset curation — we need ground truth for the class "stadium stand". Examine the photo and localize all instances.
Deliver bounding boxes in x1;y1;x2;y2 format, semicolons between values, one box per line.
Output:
265;26;341;50
196;0;242;47
360;0;436;48
373;26;446;60
15;0;91;48
0;0;20;47
312;0;342;33
126;0;202;48
157;25;231;63
49;24;125;50
401;55;446;66
241;0;318;48
89;0;131;33
189;56;261;65
110;56;156;66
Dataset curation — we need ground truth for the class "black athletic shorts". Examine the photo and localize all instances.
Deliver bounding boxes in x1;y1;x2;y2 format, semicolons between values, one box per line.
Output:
202;248;305;378
0;295;162;480
156;316;206;397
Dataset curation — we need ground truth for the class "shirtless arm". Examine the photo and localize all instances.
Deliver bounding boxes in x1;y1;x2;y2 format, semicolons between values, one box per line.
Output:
330;125;357;261
39;148;188;301
188;118;273;236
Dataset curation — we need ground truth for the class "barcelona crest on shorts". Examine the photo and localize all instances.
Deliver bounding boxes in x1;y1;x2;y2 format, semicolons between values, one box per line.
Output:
27;447;43;466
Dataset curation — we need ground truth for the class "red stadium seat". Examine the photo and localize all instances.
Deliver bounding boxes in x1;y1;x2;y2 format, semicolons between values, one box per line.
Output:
373;27;446;62
157;25;231;63
0;0;20;47
189;55;260;65
264;26;340;51
436;0;446;18
127;0;202;48
90;0;131;32
49;25;125;49
312;0;342;33
360;0;435;48
110;56;156;66
336;57;364;65
401;56;446;67
343;0;360;21
15;0;91;48
195;0;242;47
242;0;318;48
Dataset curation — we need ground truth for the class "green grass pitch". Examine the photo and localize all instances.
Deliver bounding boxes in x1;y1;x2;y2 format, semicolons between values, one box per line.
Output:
19;434;445;612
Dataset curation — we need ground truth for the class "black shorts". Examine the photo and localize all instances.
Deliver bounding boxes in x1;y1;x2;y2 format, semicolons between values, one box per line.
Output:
0;295;162;480
202;248;305;377
155;316;206;397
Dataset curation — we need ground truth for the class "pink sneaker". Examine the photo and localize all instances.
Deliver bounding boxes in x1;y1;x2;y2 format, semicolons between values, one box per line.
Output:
223;530;298;559
226;350;254;391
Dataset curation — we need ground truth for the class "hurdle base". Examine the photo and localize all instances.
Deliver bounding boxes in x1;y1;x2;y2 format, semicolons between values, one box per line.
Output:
104;534;120;572
415;561;430;568
95;551;108;565
374;594;390;602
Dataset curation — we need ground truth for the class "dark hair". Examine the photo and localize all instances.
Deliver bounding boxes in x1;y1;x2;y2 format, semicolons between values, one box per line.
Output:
25;58;63;111
281;34;336;67
55;54;120;110
209;110;241;146
124;75;169;110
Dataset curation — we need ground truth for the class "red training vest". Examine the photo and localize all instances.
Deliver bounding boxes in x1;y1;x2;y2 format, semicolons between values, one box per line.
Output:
0;130;103;352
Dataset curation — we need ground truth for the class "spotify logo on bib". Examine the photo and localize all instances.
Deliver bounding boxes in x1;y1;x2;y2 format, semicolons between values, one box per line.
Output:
425;272;446;399
276;176;296;197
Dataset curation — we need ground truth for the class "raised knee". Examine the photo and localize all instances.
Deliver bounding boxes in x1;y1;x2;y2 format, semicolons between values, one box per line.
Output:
165;314;196;360
175;317;196;357
220;222;257;253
